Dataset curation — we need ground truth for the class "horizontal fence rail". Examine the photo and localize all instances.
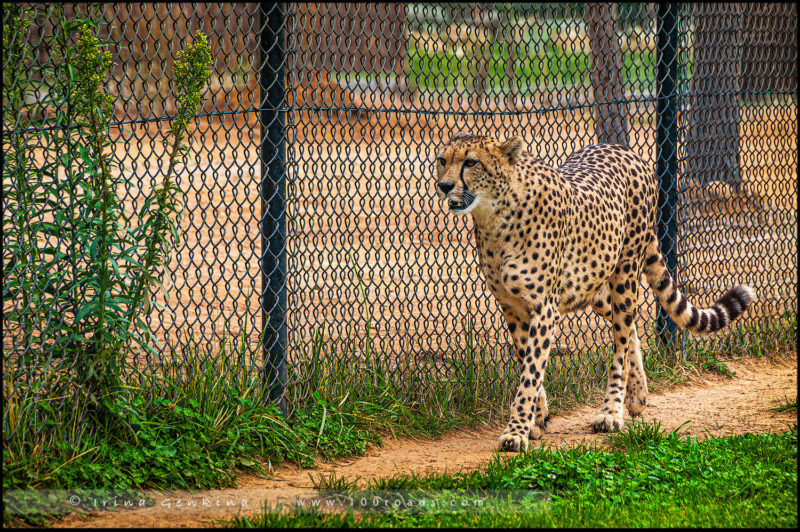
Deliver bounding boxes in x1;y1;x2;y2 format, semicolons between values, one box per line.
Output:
3;3;797;439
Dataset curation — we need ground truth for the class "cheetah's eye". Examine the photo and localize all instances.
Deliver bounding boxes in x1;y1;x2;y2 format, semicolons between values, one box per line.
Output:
463;158;478;168
437;157;446;166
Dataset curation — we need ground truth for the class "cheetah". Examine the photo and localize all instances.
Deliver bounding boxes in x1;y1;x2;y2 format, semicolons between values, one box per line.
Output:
434;133;756;452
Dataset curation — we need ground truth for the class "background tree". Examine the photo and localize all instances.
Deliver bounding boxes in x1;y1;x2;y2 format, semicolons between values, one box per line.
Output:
586;3;628;146
740;3;797;98
501;3;520;110
684;3;743;192
469;3;499;111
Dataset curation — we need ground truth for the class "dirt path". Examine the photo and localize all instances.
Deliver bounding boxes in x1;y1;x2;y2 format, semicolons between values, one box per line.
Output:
53;353;797;528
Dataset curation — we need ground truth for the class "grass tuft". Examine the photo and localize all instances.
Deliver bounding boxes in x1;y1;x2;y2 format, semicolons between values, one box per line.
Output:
311;471;361;492
769;395;797;414
700;355;738;377
228;427;798;528
604;419;689;452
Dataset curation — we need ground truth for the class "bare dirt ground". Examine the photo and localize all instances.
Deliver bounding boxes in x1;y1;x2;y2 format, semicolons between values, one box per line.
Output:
130;103;799;360
53;351;797;528
10;102;795;368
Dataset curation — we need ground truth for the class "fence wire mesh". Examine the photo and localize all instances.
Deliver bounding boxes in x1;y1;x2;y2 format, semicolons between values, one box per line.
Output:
3;3;797;437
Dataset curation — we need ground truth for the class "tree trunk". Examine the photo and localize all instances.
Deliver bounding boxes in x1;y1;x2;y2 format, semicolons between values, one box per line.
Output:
685;3;743;191
309;3;406;75
470;3;498;111
501;3;519;110
586;3;629;146
740;3;797;97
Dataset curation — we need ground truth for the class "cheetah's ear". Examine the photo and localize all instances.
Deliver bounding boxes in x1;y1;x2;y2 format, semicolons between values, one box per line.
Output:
499;136;524;164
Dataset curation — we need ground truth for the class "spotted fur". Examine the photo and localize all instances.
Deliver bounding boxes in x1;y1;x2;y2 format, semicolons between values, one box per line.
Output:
434;134;756;452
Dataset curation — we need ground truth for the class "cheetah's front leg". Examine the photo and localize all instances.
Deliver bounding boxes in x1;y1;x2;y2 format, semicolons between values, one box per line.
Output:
499;300;556;452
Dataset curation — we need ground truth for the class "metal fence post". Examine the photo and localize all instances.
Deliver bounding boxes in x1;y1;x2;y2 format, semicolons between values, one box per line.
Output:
655;2;679;349
259;3;287;413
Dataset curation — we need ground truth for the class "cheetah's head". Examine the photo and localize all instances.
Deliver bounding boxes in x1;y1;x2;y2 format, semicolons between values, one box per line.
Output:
434;133;525;216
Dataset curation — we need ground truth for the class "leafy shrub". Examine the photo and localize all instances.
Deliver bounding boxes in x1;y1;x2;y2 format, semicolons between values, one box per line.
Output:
3;5;212;403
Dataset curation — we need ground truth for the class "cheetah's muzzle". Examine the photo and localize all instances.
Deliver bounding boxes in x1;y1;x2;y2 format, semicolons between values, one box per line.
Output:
449;191;476;213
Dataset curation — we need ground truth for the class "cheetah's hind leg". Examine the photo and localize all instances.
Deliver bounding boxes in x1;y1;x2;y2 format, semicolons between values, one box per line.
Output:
624;325;648;417
534;383;550;431
590;286;649;421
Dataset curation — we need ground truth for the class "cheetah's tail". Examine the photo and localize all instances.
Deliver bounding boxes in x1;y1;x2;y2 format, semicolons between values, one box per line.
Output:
643;238;756;336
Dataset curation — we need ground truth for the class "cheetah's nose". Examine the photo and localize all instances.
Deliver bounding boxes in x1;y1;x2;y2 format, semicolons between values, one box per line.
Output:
437;182;454;194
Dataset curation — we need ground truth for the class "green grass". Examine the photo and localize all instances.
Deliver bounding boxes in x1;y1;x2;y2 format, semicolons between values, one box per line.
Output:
604;419;690;452
401;42;655;95
700;355;738;377
2;315;517;519
4;306;795;526
229;426;798;528
332;31;657;97
1;325;376;525
770;395;797;414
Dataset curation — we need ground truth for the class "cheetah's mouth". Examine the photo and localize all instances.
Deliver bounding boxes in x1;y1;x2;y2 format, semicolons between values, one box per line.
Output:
448;191;476;213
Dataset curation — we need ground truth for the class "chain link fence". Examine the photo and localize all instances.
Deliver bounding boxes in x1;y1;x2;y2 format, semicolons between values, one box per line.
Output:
3;3;797;434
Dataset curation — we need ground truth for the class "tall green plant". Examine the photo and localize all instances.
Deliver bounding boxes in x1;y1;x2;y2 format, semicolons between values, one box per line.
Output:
3;4;104;366
67;23;127;392
2;4;213;406
122;31;213;339
2;5;42;354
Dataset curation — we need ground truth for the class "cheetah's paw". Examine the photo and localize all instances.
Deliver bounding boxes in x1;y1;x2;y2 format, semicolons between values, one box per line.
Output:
498;432;529;453
535;412;551;431
625;391;647;417
589;412;624;433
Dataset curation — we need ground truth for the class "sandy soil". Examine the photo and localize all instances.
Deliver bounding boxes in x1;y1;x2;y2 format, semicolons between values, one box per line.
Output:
51;351;797;528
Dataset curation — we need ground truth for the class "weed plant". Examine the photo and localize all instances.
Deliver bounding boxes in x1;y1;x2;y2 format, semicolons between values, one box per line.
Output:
3;2;212;492
3;3;210;396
